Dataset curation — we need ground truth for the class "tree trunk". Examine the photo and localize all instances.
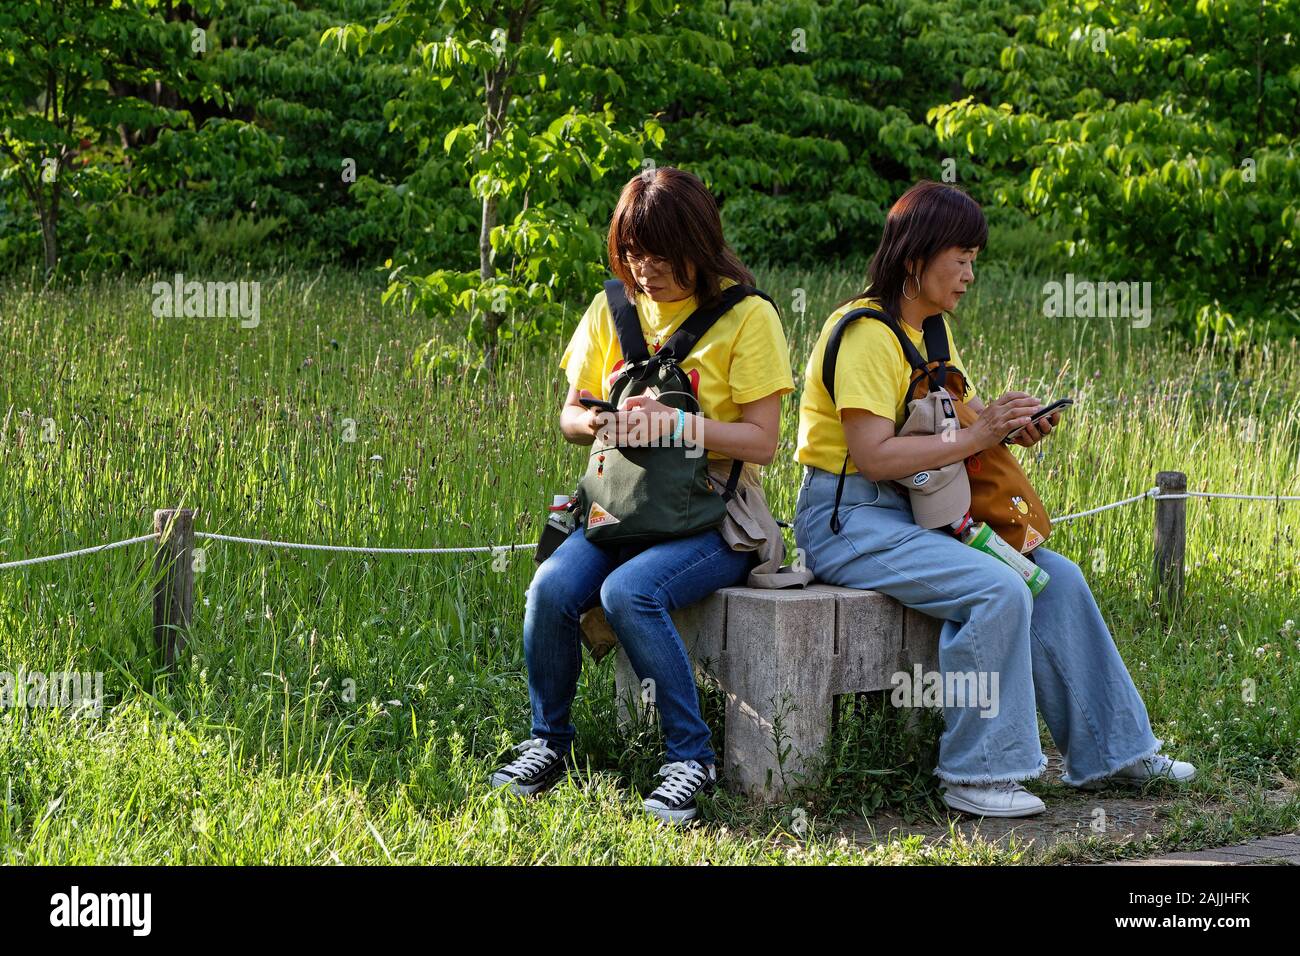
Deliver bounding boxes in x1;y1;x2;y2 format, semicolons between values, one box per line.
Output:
479;62;508;373
480;192;502;370
476;5;533;373
41;180;59;282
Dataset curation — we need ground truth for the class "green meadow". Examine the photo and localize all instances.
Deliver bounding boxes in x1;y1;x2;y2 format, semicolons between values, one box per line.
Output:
0;264;1296;864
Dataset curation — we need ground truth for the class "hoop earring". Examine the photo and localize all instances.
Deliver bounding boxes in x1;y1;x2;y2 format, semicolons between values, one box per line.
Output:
902;273;920;301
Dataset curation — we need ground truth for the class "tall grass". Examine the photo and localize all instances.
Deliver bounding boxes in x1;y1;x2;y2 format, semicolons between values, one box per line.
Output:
0;263;1296;863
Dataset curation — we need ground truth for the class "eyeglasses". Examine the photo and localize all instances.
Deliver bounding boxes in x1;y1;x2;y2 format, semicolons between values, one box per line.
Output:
626;252;670;269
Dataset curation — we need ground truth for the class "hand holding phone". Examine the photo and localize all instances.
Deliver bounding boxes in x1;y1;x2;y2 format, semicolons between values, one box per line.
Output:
579;395;617;413
1002;397;1073;445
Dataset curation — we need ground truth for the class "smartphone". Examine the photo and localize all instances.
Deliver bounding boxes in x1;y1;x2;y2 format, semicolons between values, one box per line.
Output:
1002;397;1074;444
579;396;617;413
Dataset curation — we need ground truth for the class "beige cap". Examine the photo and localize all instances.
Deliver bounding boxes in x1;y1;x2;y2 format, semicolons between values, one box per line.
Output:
897;389;972;529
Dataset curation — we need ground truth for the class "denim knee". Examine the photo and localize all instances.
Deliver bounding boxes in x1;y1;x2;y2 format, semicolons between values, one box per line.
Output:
597;573;654;627
975;561;1035;622
1042;550;1087;591
525;555;591;625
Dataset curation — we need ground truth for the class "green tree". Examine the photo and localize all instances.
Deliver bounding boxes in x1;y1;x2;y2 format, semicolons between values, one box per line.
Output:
929;0;1300;343
0;0;214;278
325;1;755;366
137;0;413;266
635;0;1024;265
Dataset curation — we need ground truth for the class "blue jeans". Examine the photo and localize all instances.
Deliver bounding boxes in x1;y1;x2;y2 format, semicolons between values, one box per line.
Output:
793;465;1161;786
523;522;756;765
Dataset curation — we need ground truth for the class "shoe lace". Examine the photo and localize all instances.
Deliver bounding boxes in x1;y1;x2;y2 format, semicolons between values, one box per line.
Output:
651;761;707;802
989;780;1028;793
502;738;557;777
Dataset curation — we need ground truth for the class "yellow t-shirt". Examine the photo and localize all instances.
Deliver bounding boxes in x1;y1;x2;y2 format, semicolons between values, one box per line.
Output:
794;297;979;475
560;280;795;473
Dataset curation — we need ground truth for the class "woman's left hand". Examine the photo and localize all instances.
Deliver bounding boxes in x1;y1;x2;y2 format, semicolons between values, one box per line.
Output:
1011;408;1061;447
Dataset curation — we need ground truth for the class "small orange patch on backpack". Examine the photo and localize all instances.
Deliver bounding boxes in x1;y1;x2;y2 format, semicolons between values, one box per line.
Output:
1022;523;1044;552
587;502;620;529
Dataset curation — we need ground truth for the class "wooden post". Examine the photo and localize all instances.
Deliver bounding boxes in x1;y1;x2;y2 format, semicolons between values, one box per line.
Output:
153;508;195;667
1153;471;1186;610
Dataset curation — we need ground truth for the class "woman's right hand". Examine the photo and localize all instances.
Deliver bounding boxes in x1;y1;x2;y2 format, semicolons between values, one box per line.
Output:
571;389;612;441
561;390;611;444
969;392;1041;451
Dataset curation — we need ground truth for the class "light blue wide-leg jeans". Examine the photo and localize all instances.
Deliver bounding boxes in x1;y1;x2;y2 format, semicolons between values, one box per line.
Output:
793;465;1161;786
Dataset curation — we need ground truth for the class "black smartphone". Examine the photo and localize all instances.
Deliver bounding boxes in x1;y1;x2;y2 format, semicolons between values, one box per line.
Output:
579;396;617;413
1002;397;1074;444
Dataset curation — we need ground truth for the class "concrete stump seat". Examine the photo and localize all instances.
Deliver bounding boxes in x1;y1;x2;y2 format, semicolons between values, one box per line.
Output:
613;583;941;800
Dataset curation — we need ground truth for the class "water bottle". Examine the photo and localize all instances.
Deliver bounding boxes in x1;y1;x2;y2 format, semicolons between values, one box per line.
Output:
535;493;577;565
955;518;1050;596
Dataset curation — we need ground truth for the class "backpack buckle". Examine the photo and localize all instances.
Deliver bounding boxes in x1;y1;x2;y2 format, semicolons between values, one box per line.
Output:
623;356;661;382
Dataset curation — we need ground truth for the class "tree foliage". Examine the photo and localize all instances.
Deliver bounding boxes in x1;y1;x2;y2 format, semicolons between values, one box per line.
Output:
1;0;1295;351
930;0;1300;343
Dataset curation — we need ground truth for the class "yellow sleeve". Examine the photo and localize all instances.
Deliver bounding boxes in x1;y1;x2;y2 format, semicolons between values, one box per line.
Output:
728;298;795;405
559;291;610;396
946;319;978;402
831;318;908;421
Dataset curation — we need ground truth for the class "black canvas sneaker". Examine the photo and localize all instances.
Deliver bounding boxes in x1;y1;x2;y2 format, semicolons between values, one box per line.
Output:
642;759;716;824
490;738;567;796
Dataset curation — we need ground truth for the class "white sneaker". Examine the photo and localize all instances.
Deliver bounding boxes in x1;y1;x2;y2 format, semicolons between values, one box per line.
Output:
1073;753;1197;790
1108;753;1196;783
941;780;1047;818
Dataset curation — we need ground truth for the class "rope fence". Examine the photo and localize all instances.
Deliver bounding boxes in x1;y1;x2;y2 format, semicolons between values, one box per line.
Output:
1052;488;1300;523
0;470;1294;663
194;530;536;555
3;486;1292;568
0;534;158;571
1051;487;1159;523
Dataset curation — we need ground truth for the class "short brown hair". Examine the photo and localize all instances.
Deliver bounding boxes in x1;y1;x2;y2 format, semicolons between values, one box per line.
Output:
841;180;988;318
607;166;754;306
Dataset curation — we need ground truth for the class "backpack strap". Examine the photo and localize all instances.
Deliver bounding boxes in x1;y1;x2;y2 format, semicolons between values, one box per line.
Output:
721;458;744;501
822;307;954;403
920;313;950;390
667;285;770;503
658;284;776;364
603;279;771;502
603;278;651;366
820;306;951;534
604;279;775;381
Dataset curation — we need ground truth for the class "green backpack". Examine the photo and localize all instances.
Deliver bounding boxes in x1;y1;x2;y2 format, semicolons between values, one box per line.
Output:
575;278;776;546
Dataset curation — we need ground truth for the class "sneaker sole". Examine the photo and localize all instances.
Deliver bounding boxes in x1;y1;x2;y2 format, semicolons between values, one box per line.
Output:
643;802;699;825
942;792;1046;818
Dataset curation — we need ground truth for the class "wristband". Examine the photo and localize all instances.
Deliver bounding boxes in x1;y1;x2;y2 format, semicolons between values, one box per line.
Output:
671;407;686;442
